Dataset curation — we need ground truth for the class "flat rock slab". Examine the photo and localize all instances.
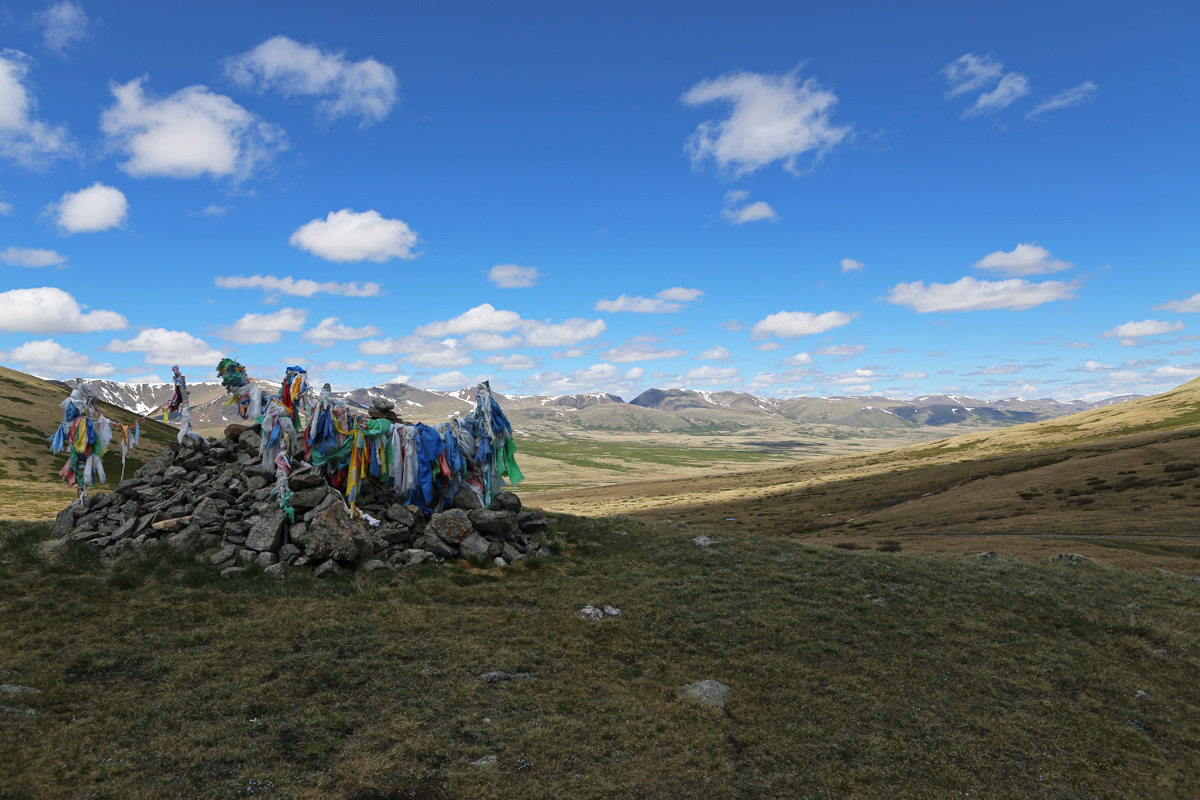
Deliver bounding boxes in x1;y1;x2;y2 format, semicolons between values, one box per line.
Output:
681;680;732;709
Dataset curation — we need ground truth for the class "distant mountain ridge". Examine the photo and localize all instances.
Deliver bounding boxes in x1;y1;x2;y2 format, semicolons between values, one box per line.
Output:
74;378;1144;435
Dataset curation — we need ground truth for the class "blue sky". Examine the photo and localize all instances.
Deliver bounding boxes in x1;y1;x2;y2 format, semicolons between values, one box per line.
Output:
1;1;1197;401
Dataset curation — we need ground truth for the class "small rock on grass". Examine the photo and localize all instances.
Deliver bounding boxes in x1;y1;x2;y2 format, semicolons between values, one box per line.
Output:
469;755;498;768
693;536;718;549
577;604;620;620
264;562;288;581
220;566;248;580
680;679;732;709
0;685;41;697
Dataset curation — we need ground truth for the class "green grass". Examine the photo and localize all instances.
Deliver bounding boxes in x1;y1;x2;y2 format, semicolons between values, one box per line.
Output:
1;517;1198;799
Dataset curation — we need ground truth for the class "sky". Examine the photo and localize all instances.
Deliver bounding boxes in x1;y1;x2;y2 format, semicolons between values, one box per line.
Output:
0;0;1197;402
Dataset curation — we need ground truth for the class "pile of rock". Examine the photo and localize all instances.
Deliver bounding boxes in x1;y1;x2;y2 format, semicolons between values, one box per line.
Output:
44;426;550;579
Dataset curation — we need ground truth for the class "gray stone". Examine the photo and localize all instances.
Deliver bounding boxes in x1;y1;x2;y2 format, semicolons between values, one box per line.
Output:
401;549;435;566
279;543;302;563
256;551;279;567
220;566;248;579
489;491;522;513
378;524;412;545
245;510;286;552
210;544;237;565
289;486;330;509
468;509;519;539
469;755;498;768
501;542;522;563
296;504;362;562
247;476;269;492
264;562;288;580
0;684;42;697
191;496;222;525
288;469;326;490
517;511;546;535
428;508;473;544
51;505;77;539
238;549;257;564
363;559;390;572
414;534;458;559
111;515;139;540
1053;553;1088;565
114;478;145;497
975;551;999;560
535;545;552;559
693;536;718;549
313;559;343;579
460;533;491;564
239;430;262;452
451;488;483;512
165;525;201;552
681;680;732;709
135;447;177;478
163;465;188;482
487;541;503;556
68;528;104;543
385;503;418;527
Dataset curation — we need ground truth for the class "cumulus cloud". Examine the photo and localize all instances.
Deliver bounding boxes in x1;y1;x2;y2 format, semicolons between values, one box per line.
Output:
105;328;224;365
0;287;126;333
625;367;645;380
301;316;380;345
815;344;866;358
0;246;66;267
521;362;633;394
416;303;524;337
36;2;89;56
482;353;542;371
683;68;851;176
0;50;76;167
840;258;864;272
289;208;418;262
1;339;114;378
601;342;687;363
1027;81;1098;119
942;53;1005;98
101;77;287;180
697;346;731;361
462;332;522;350
749;368;812;390
897;371;927;380
886;276;1077;312
1154;293;1200;313
523;318;607;348
422;370;472;390
358;336;473;368
751;309;857;339
683;365;739;384
217;307;308;344
1100;319;1185;346
488;263;540;288
783;352;812;366
215;273;381;298
721;190;778;224
224;36;397;125
973;243;1072;276
48;183;128;233
595;287;703;313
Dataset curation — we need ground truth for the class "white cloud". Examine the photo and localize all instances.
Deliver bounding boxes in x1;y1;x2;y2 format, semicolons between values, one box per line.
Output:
0;50;75;167
887;276;1077;312
215;273;381;298
202;204;228;216
225;36;398;125
101;77;287;180
897;371;927;380
523;318;606;348
721;190;778;224
625;367;645;380
1;339;114;378
422;370;472;389
683;365;739;384
1076;360;1114;372
971;363;1021;375
755;342;781;351
105;328;224;365
289;208;418;262
596;287;704;313
683;68;851;176
840;258;864;272
1100;319;1185;346
217;307;308;344
403;339;473;368
783;352;812;366
815;344;866;358
416;303;524;337
973;243;1072;276
0;201;12;214
301;316;381;345
37;2;89;56
749;368;811;389
601;342;687;363
942;53;1004;97
463;332;523;350
1027;82;1098;119
1154;293;1200;313
0;246;66;267
963;72;1030;117
488;263;540;288
482;353;542;371
49;183;129;233
697;346;731;361
751;309;857;339
0;287;126;333
1152;364;1200;379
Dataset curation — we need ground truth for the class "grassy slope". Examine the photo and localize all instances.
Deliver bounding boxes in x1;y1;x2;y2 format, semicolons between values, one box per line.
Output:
1;516;1197;799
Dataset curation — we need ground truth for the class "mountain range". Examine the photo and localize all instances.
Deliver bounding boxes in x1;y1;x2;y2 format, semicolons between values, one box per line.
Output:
76;378;1142;436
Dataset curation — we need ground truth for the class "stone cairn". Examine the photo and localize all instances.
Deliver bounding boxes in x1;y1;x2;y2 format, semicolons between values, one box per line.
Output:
44;423;549;579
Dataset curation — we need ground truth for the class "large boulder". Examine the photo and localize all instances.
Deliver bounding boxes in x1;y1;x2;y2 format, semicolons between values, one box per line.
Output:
295;504;362;562
459;532;490;564
469;509;519;539
451;488;483;512
135;447;177;478
427;509;473;544
245;510;286;552
489;491;522;513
